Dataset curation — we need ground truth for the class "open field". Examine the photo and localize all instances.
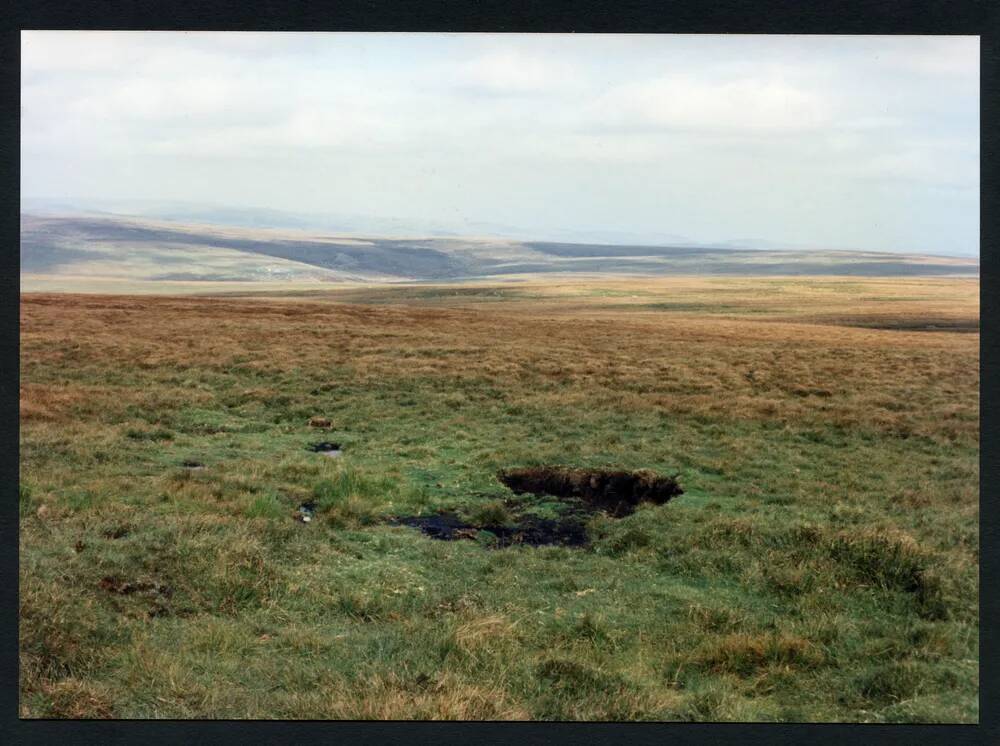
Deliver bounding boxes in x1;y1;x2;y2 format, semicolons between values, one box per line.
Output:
19;276;979;721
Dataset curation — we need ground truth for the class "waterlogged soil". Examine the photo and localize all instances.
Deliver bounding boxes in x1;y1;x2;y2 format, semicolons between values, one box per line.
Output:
99;576;173;598
307;442;342;458
392;512;589;548
295;500;317;523
393;467;682;549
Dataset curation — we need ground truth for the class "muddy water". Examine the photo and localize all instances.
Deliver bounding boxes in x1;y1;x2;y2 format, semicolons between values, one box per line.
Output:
307;442;342;458
392;512;588;548
393;466;681;549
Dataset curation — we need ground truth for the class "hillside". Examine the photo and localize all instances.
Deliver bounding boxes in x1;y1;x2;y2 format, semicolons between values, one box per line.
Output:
20;213;980;291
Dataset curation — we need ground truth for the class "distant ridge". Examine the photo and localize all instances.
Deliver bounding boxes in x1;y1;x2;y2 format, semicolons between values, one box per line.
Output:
20;212;979;288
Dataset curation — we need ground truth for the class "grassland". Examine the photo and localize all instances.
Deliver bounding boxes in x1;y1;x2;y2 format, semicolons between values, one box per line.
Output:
19;276;979;721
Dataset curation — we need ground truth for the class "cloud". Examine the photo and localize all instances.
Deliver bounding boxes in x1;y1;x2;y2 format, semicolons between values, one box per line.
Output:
879;36;979;77
147;109;375;157
594;74;833;133
457;50;581;95
837;139;979;191
18;32;980;255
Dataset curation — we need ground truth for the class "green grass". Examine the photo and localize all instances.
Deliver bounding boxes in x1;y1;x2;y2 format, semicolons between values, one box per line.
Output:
18;284;978;720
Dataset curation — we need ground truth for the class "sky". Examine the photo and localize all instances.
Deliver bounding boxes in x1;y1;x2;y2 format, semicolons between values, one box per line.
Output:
21;32;980;256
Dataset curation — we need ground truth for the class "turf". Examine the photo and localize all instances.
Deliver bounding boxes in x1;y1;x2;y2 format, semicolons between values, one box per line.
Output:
19;276;979;720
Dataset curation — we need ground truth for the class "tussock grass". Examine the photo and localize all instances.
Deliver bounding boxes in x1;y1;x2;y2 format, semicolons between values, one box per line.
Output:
18;277;978;721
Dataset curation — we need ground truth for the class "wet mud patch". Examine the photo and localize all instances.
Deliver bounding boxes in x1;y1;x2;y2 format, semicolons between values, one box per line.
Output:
307;442;342;458
393;467;681;549
498;466;682;518
809;315;980;333
102;525;130;539
391;511;588;548
99;576;176;619
99;576;172;598
295;500;317;523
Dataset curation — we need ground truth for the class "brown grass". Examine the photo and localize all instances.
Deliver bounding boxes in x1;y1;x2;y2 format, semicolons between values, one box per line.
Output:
18;276;979;721
20;277;979;444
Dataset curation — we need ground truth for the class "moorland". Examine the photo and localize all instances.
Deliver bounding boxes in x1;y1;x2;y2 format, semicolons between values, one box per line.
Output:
19;275;979;721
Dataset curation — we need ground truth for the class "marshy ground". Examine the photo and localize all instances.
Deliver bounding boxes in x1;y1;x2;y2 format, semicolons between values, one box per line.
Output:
19;276;979;720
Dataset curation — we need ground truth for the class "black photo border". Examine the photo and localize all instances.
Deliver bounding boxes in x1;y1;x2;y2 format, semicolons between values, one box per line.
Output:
1;2;995;744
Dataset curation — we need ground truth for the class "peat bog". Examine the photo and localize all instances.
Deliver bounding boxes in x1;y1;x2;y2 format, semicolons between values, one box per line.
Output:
392;512;589;548
307;441;343;458
18;280;979;721
392;467;683;548
499;466;683;518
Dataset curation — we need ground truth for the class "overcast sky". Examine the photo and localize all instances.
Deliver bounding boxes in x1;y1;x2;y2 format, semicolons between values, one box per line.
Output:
21;32;979;255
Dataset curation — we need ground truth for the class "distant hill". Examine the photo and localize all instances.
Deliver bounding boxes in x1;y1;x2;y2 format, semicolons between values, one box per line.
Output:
20;213;980;288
